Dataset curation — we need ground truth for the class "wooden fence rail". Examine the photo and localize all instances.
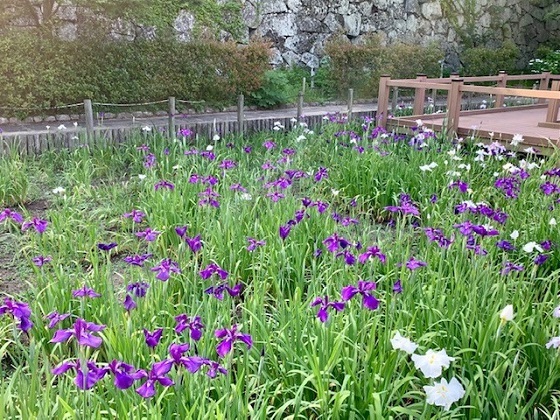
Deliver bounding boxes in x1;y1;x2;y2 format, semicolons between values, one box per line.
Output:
378;71;560;137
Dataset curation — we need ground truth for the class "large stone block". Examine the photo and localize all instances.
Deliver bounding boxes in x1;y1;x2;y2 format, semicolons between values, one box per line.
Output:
344;14;362;37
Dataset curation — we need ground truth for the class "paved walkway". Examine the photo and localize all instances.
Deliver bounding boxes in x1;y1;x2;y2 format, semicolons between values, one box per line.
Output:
0;103;377;136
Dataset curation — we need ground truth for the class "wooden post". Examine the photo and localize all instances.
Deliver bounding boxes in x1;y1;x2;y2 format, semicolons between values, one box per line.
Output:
377;75;391;129
446;78;463;138
413;74;427;115
391;87;398;111
302;77;306;96
168;97;176;138
84;99;94;142
297;91;304;121
539;71;551;104
546;80;560;123
348;88;354;121
237;94;244;136
494;71;508;108
431;88;437;112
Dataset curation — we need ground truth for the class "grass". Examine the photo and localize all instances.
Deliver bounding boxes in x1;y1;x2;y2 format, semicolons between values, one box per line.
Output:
0;119;560;418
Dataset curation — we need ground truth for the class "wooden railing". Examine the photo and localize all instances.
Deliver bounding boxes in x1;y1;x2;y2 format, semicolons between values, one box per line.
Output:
377;72;560;136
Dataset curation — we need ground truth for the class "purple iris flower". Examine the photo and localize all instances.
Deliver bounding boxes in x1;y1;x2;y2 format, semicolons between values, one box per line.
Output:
267;191;285;202
135;360;174;398
22;217;48;234
168;343;190;367
448;180;469;193
198;187;220;208
175;225;188;238
0;298;33;332
314;167;328;182
204;283;242;300
175;315;204;340
311;296;345;323
144;153;156;168
472;224;499;237
183;356;227;378
108;360;144;390
143;328;163;348
33;255;52;267
72;286;101;299
127;282;150;297
219;159;237;170
341;281;379;310
496;240;516;251
136;144;150;152
0;208;24;224
279;224;292;241
52;359;109;390
541;182;560;195
215;325;253;358
337;250;356;265
230;183;248;193
123;253;153;266
385;193;420;217
244;146;252;153
430;194;438;203
314;201;329;214
302;197;313;207
154;180;175;191
535;254;549;265
263;140;276;150
199;263;228;280
358;246;387;264
424;228;453;248
45;311;70;329
178;128;193;137
50;318;105;348
323;233;351;253
123;209;146;223
135;228;161;242
453;220;475;236
405;257;427;271
123;295;137;312
501;261;524;275
393;280;403;294
262;161;276;170
97;242;117;251
247;237;266;252
185;234;203;253
541;240;554;251
151;258;181;281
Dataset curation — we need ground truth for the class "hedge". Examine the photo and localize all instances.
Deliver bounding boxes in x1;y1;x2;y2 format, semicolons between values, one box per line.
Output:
0;33;271;117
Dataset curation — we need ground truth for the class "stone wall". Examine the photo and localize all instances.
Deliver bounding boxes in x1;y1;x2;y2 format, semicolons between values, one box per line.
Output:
238;0;560;69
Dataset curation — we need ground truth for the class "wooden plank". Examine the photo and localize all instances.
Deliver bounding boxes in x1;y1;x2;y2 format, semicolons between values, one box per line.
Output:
461;84;560;100
388;81;450;90
546;80;560;123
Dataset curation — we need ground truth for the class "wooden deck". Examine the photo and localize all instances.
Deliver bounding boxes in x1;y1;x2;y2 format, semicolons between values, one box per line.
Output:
390;104;560;150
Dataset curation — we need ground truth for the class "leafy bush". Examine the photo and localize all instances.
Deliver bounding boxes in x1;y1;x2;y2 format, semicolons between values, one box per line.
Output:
461;41;520;76
324;35;444;97
528;49;560;74
247;70;291;108
0;32;271;117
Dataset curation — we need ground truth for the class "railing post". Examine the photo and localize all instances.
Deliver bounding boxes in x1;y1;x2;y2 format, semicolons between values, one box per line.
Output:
168;97;176;138
494;71;507;108
296;91;304;121
546;80;560;123
539;71;551;104
237;94;244;136
391;87;398;111
446;78;463;138
413;74;427;115
347;88;354;121
377;75;391;129
84;99;94;142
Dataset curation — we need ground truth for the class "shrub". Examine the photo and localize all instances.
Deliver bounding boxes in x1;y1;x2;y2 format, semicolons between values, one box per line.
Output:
528;48;560;74
0;32;271;117
461;41;520;76
324;35;444;98
248;70;291;108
